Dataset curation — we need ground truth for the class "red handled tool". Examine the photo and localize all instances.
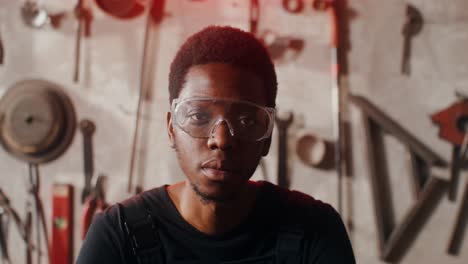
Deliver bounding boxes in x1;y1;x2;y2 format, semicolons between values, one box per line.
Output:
432;94;468;201
82;175;109;239
52;184;74;264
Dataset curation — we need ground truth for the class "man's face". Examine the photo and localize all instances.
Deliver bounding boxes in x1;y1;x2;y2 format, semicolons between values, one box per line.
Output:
167;63;272;203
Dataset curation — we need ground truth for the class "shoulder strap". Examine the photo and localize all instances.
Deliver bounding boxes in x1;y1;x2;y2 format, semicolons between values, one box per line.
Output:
118;194;163;264
275;226;304;264
261;183;304;264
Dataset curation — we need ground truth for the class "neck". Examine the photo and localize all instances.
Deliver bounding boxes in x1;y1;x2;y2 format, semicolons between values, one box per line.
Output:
167;181;258;236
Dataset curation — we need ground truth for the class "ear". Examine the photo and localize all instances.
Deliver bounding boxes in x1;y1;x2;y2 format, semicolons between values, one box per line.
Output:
167;111;175;147
261;136;272;156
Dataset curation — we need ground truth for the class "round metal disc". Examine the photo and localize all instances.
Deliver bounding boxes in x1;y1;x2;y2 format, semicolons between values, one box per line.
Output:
0;79;76;164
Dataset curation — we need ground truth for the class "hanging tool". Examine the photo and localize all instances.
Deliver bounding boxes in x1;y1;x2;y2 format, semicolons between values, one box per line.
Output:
251;0;304;62
401;4;423;75
431;94;468;201
275;112;294;189
74;0;93;83
21;0;67;30
0;189;37;261
95;0;146;19
27;164;51;264
447;180;468;255
0;79;77;165
0;206;11;264
79;119;96;204
25;209;32;264
0;80;75;263
128;0;166;194
0;29;4;65
312;0;333;10
249;0;259;35
313;0;351;215
325;0;345;214
21;0;49;29
52;184;74;264
351;95;448;262
82;174;109;239
282;0;304;14
296;132;335;170
252;0;303;63
74;1;84;83
431;94;468;145
260;30;304;62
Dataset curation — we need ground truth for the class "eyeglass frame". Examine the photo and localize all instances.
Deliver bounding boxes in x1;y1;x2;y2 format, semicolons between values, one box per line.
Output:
170;97;276;142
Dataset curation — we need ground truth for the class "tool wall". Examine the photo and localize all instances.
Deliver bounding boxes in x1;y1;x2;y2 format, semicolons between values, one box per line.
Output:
0;0;468;263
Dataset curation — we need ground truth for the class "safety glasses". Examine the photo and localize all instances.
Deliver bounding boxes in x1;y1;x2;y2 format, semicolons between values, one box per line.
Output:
171;97;275;142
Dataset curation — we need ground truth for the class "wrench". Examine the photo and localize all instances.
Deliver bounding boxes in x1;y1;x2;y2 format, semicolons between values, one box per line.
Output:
275;112;294;188
79;119;96;203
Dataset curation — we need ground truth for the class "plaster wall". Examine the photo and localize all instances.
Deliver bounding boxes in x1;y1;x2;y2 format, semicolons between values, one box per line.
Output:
0;0;467;263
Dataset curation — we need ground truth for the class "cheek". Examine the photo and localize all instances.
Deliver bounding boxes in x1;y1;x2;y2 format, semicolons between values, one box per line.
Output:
174;132;203;171
238;143;265;175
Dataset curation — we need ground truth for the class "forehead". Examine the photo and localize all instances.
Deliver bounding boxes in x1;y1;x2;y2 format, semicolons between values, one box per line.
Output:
179;63;266;105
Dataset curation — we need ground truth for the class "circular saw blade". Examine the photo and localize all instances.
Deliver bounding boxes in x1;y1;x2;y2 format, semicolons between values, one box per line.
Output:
0;79;76;164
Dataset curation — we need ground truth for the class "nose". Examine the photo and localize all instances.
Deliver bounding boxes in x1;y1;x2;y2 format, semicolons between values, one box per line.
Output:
207;120;234;150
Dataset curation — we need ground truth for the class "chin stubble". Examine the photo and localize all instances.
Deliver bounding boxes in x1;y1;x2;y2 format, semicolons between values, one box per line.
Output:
189;180;231;205
174;137;241;205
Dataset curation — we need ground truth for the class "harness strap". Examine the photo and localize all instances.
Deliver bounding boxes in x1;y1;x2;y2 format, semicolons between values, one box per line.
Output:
119;194;162;264
119;183;305;264
259;183;304;264
275;227;304;264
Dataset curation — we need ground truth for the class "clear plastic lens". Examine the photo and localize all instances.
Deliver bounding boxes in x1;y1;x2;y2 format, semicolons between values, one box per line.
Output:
173;98;274;141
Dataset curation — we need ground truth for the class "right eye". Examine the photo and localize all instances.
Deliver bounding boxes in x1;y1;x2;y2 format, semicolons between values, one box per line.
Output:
189;112;208;120
187;112;211;124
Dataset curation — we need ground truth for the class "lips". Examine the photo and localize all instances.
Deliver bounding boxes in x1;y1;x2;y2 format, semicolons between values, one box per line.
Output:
201;159;239;181
201;168;232;181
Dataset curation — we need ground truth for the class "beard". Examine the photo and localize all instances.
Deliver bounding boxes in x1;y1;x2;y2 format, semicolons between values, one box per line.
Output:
171;137;260;206
173;139;237;205
189;180;233;205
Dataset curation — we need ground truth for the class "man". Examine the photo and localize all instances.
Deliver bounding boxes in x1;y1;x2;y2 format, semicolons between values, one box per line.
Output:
77;26;355;264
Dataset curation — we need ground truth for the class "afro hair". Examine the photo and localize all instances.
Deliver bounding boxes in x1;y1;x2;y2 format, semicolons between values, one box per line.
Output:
168;25;277;107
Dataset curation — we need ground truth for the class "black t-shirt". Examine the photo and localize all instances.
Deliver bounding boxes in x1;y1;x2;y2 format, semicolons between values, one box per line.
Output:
76;181;355;263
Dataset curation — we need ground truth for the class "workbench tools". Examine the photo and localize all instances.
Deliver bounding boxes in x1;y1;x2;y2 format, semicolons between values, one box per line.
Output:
351;95;448;262
0;79;77;264
52;184;74;264
0;189;37;264
401;4;423;76
0;79;76;164
79;119;96;204
431;95;468;200
431;94;468;256
275;112;294;189
128;0;166;194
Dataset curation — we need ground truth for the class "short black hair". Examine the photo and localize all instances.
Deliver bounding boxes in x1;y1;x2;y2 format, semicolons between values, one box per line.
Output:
168;25;277;107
